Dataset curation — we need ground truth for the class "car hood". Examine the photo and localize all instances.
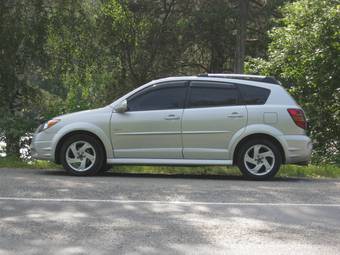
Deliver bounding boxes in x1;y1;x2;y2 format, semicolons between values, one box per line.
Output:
55;106;113;121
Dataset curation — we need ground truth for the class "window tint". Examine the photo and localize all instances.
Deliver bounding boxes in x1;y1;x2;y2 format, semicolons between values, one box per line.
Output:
188;82;239;108
238;84;270;105
128;83;186;111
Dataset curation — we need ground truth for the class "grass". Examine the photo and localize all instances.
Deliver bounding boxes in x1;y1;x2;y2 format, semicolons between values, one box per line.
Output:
1;156;340;178
279;164;340;178
0;156;60;169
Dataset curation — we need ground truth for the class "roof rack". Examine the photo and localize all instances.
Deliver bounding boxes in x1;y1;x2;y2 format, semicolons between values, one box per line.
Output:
197;73;281;85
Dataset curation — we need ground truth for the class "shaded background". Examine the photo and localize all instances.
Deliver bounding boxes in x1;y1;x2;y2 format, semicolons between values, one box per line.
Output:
0;0;339;164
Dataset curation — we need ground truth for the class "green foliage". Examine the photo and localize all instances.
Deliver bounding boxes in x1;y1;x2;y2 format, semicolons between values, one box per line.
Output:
102;0;190;84
0;156;60;169
279;164;340;178
1;0;337;165
182;0;236;72
246;0;340;163
46;1;118;112
0;0;51;156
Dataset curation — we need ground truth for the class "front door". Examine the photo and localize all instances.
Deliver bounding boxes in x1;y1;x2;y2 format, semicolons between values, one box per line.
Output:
110;81;188;159
182;81;247;160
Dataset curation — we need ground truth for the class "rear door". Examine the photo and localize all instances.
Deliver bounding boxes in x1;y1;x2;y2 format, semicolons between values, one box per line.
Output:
182;81;247;160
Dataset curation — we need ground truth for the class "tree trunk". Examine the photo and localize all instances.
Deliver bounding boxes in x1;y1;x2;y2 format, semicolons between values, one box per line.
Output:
209;47;225;73
235;0;248;74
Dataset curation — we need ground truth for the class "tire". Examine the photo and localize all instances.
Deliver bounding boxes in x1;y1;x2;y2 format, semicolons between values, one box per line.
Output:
60;134;105;176
237;139;282;180
100;164;112;173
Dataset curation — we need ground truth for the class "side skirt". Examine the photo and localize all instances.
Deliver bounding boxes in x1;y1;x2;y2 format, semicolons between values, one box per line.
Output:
107;158;233;166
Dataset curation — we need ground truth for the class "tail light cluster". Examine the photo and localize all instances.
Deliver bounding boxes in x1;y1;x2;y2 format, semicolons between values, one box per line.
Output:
287;108;307;129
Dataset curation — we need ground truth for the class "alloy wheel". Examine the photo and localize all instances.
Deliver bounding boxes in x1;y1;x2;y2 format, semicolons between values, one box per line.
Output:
243;144;275;176
65;141;96;172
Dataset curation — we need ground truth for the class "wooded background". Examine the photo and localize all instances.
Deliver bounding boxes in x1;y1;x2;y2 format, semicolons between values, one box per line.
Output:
0;0;339;164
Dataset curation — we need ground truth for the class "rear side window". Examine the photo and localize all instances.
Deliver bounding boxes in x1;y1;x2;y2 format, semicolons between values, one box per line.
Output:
238;84;270;105
188;81;239;108
127;82;187;111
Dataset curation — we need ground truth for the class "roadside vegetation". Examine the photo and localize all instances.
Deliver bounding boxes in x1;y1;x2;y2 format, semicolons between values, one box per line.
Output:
1;157;339;178
0;157;60;170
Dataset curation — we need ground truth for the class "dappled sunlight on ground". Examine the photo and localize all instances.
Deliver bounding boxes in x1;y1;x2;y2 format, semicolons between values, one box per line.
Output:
1;200;340;254
0;168;340;254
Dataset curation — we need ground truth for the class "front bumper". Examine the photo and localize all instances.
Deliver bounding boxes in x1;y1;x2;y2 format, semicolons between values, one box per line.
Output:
283;135;313;164
31;132;55;161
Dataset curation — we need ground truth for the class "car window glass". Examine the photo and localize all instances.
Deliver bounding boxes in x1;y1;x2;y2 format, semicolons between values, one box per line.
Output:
238;84;270;105
188;82;238;108
128;83;186;111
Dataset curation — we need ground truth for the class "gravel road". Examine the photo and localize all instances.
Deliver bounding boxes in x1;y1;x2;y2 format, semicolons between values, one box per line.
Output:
0;168;339;255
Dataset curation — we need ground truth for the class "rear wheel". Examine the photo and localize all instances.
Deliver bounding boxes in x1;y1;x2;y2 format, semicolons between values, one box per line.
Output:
100;164;112;173
237;139;282;180
60;134;105;176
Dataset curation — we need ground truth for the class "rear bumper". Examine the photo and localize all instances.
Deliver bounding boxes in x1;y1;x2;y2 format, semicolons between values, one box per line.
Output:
282;135;312;164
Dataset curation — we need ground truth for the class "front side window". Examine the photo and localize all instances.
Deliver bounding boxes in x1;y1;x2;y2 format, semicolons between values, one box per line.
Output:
128;82;187;111
188;82;239;108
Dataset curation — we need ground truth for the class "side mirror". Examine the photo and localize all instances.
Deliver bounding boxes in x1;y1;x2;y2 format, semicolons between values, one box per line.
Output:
115;100;128;113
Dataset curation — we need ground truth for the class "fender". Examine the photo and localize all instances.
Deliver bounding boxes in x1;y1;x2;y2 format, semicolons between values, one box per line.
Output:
228;124;289;161
51;122;114;161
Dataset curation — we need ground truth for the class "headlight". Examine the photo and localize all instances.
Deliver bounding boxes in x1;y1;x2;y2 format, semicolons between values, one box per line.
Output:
38;119;60;132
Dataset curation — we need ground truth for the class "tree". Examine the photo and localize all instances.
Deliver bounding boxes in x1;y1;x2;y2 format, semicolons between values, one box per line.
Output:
181;0;236;73
235;0;248;73
45;0;118;111
235;0;288;73
0;0;290;159
102;0;191;87
0;0;50;157
181;0;286;74
246;0;340;163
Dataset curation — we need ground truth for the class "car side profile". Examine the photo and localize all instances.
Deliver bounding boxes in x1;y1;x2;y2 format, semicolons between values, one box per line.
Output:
31;74;312;180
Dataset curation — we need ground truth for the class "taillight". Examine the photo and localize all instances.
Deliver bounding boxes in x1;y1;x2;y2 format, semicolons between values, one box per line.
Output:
287;108;307;129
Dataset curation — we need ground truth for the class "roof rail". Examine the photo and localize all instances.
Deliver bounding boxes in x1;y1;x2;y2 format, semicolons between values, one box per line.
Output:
197;73;281;85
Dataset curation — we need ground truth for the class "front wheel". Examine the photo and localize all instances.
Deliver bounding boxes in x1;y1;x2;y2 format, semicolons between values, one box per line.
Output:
237;139;282;180
60;134;105;176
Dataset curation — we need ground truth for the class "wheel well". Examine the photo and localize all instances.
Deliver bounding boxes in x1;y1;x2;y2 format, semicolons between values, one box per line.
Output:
54;131;107;164
232;134;286;165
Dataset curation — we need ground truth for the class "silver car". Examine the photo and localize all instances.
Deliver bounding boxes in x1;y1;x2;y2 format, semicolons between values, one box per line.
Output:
31;74;312;180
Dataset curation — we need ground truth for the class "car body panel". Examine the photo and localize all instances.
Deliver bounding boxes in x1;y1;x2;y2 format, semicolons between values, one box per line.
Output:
182;105;247;159
110;109;184;158
107;158;232;165
32;107;113;161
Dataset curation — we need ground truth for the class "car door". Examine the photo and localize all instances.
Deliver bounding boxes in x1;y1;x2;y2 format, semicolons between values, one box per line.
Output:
182;81;247;160
110;81;188;159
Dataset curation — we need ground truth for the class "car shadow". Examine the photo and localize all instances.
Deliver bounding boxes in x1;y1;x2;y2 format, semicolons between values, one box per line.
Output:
38;169;306;182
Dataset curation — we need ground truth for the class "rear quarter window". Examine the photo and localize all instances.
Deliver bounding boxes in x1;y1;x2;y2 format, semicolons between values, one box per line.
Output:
238;84;270;105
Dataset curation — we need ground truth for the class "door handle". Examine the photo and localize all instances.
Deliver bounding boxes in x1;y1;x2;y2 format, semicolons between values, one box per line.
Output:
227;112;244;118
164;114;180;120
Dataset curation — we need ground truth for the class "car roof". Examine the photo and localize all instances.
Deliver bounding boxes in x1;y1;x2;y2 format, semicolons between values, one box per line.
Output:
148;75;280;89
197;73;281;85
